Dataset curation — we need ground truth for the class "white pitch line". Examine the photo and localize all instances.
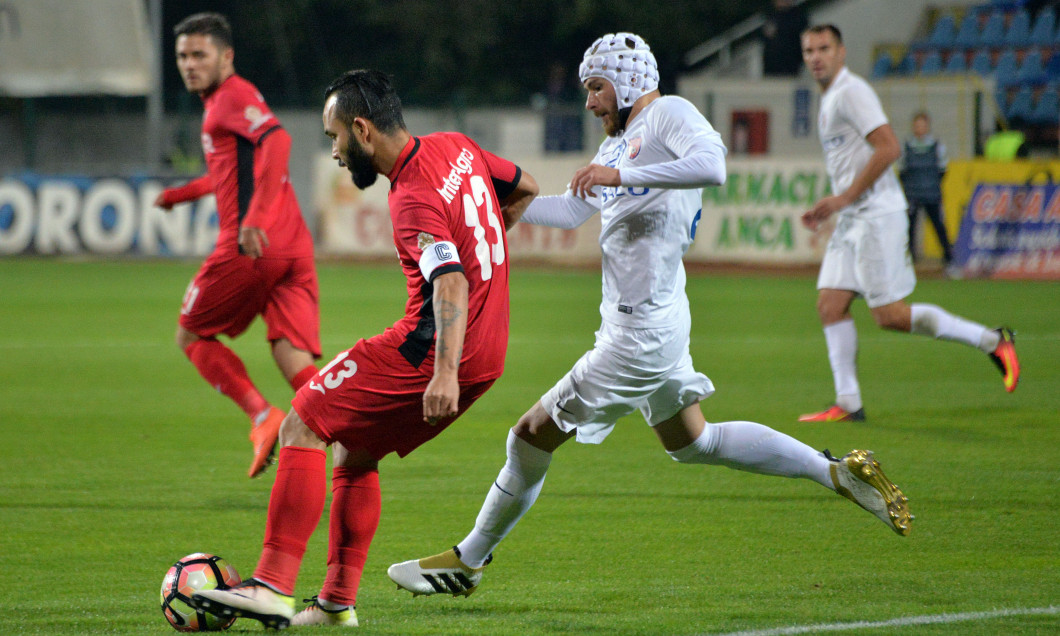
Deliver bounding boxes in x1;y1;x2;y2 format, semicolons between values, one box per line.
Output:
710;606;1059;636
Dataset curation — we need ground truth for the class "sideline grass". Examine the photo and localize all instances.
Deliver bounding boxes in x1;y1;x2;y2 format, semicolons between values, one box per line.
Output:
0;259;1056;635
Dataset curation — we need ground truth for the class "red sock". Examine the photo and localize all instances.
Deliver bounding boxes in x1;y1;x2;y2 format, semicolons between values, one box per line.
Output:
290;364;318;391
319;466;381;606
183;338;268;418
254;447;327;595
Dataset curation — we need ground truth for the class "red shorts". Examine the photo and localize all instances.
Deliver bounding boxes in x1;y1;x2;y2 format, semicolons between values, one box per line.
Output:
292;336;496;460
179;251;321;357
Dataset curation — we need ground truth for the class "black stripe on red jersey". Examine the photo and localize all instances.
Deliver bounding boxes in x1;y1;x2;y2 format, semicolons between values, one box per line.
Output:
391;137;421;183
491;165;522;200
256;124;282;146
398;281;435;368
236;135;255;240
396;262;465;368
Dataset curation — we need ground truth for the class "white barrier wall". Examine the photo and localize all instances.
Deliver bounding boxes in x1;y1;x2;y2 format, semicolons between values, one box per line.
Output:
314;154;835;265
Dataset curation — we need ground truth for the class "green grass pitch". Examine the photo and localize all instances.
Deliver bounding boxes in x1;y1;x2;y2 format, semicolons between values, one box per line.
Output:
0;259;1056;635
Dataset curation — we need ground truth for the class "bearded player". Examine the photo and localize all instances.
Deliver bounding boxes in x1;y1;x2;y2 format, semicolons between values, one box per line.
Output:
189;69;538;628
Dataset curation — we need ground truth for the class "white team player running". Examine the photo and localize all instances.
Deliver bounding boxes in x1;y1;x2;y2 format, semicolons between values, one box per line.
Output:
798;25;1019;424
388;32;913;598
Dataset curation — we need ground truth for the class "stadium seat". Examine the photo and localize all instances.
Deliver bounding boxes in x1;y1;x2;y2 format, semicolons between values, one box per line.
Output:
944;51;968;74
928;15;957;48
1029;88;1059;124
1018;49;1046;82
979;10;1006;47
995;87;1009;114
1003;8;1032;47
954;12;981;48
871;52;893;78
970;48;993;75
1029;7;1056;46
1046;51;1060;78
1007;85;1035;122
919;50;943;75
995;48;1019;85
897;53;916;75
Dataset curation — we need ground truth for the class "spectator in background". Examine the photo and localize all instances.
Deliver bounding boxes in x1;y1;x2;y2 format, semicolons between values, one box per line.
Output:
899;111;954;270
762;0;809;76
157;12;320;478
984;128;1028;160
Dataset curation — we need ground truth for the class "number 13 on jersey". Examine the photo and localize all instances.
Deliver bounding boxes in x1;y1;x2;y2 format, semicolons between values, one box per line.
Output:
462;174;504;281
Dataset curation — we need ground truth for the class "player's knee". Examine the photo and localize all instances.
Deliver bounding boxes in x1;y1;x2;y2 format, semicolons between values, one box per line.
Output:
279;410;326;450
175;327;198;352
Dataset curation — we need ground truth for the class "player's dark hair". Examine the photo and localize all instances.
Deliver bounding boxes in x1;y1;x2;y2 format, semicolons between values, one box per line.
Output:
174;12;234;50
802;24;843;44
324;70;406;134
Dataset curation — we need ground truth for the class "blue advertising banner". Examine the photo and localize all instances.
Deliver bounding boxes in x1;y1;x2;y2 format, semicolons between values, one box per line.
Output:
0;173;219;257
953;183;1060;279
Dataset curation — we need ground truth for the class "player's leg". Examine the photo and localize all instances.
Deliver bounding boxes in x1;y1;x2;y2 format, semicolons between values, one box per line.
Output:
458;404;573;566
906;204;920;262
872;299;1018;392
248;258;322;478
177;327;269;418
799;288;865;421
387;402;570;597
271;338;317;390
264;255;321;392
388;327;642;597
922;201;953;263
659;405;911;536
289;442;372;627
192;409;327;628
178;255;287;475
658;403;833;485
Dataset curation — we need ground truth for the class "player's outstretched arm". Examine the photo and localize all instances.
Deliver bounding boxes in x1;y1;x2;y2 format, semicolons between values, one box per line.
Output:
154;174;214;210
499;169;539;230
422;271;469;424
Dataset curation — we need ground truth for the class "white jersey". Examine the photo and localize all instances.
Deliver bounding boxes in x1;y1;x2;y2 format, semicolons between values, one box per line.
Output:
524;95;726;329
818;67;907;216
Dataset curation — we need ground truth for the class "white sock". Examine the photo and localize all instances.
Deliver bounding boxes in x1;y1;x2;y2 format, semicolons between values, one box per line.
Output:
456;430;552;568
667;422;835;489
824;320;862;412
910;303;997;352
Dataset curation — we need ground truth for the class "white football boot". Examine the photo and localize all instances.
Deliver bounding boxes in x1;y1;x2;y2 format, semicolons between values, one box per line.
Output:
192;578;295;629
388;547;489;597
290;596;359;627
830;449;913;536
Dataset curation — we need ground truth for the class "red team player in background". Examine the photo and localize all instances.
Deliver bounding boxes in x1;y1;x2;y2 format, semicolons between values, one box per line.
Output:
191;70;539;628
155;13;320;478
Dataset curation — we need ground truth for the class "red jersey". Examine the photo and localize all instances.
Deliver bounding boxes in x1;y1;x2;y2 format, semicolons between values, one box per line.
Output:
382;133;522;382
200;75;313;258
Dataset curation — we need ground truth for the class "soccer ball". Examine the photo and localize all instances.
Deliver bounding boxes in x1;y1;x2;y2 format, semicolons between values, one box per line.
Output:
160;553;241;632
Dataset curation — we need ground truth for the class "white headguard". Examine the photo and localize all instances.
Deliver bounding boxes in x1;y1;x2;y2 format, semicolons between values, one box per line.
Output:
578;32;660;108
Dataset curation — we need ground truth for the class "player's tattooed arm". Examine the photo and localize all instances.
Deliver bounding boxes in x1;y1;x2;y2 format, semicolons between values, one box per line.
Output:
423;271;469;424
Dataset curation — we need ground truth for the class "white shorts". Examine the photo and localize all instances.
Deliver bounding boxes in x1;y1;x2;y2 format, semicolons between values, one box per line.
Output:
540;319;715;444
816;209;917;308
